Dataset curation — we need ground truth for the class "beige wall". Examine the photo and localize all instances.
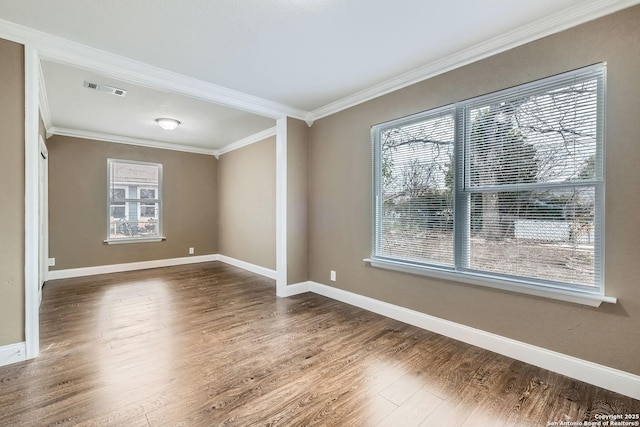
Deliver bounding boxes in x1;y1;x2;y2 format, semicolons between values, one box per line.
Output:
48;135;218;270
287;118;309;285
308;6;640;374
0;39;25;346
217;137;276;270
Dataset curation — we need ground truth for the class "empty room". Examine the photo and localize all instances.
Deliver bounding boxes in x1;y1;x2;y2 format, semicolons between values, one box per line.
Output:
1;1;639;425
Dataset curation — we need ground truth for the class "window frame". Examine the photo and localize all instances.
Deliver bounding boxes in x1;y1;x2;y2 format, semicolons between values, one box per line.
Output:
368;64;614;307
106;158;164;244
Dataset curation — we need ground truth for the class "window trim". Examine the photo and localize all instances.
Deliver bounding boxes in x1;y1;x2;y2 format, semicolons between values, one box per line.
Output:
106;158;164;244
363;257;615;307
367;64;615;306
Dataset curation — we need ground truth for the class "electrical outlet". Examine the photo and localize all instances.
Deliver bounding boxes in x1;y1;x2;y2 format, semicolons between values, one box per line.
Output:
48;258;55;266
189;247;194;255
330;270;336;282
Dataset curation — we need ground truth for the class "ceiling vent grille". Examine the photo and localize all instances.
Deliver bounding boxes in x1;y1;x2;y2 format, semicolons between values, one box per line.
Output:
83;80;127;97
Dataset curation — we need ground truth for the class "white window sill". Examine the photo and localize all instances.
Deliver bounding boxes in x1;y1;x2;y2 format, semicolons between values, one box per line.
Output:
104;236;166;245
363;258;616;307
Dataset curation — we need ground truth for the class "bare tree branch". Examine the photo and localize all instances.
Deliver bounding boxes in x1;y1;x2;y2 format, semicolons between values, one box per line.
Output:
384;138;453;149
520;125;594;139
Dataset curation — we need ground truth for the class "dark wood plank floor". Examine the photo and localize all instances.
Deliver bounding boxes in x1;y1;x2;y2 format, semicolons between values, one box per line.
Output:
0;262;638;426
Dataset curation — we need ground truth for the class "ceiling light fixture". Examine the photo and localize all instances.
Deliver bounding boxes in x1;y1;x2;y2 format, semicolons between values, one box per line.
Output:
156;118;180;131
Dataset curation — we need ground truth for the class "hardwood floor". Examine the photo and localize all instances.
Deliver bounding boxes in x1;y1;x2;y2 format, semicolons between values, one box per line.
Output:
0;262;638;426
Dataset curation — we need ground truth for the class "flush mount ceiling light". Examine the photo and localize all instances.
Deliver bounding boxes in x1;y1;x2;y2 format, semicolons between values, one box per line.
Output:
156;118;181;131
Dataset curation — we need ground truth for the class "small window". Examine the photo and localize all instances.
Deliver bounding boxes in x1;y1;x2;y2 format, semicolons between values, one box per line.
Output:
107;159;162;242
372;64;605;299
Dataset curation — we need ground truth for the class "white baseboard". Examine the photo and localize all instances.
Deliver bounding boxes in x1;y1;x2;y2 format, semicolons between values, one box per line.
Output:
47;254;219;280
307;281;640;400
281;281;311;296
45;253;277;282
216;255;277;280
0;342;26;367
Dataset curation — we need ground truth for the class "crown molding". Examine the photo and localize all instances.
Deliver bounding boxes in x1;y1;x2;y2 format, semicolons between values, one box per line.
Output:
310;0;640;121
48;125;280;158
49;127;218;156
0;18;309;122
216;126;277;157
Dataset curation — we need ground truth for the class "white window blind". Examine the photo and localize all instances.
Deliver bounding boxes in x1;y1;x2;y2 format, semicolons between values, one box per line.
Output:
372;64;605;296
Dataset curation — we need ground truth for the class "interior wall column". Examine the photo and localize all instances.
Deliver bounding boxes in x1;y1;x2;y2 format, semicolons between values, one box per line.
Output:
25;45;41;359
275;116;288;296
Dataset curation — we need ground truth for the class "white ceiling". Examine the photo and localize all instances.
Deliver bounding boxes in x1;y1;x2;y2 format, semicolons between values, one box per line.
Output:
41;60;275;151
0;0;636;153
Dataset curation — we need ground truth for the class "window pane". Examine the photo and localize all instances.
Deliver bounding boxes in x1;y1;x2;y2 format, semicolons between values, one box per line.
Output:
468;188;596;287
110;205;126;219
140;189;156;200
468;78;599;189
111;188;126;201
140;203;157;218
377;113;455;266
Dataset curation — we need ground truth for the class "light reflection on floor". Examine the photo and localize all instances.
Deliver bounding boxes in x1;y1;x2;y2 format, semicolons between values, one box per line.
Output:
96;280;175;409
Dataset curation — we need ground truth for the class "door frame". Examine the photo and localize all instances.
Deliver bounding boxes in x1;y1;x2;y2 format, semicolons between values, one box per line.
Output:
25;46;41;359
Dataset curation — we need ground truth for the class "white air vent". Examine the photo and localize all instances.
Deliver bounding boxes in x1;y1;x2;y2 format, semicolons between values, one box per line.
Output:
83;80;127;97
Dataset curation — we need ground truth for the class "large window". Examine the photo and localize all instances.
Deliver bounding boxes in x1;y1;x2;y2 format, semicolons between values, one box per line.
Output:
107;159;162;242
372;64;605;300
